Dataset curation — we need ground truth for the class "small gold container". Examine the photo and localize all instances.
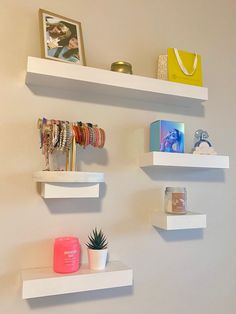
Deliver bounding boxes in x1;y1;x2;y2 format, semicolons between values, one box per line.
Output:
110;61;133;74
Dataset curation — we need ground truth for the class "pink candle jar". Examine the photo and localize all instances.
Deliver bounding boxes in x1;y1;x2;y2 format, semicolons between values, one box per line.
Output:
53;237;80;274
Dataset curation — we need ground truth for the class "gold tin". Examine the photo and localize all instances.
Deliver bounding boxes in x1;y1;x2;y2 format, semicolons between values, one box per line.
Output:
110;61;133;74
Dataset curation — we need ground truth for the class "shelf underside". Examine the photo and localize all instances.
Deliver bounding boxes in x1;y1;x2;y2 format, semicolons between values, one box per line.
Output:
40;182;100;198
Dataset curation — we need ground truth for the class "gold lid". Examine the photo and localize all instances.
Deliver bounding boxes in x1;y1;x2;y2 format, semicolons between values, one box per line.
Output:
111;61;132;66
111;61;133;74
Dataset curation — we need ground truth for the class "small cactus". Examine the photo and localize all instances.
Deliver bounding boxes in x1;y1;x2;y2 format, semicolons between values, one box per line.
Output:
86;228;108;250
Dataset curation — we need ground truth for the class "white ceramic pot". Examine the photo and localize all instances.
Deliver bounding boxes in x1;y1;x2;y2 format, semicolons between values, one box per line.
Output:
87;248;108;270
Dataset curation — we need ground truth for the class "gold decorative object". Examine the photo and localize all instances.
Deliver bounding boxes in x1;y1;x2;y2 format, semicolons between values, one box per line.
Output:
110;61;133;74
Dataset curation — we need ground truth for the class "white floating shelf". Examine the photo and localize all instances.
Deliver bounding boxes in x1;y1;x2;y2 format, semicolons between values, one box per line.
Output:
33;171;104;183
26;57;208;105
152;211;207;230
21;261;133;299
33;171;104;198
140;152;229;169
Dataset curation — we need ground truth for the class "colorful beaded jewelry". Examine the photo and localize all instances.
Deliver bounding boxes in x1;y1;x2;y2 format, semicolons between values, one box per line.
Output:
38;118;106;171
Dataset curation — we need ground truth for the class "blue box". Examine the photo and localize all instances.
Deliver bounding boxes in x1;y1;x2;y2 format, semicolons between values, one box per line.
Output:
150;120;184;153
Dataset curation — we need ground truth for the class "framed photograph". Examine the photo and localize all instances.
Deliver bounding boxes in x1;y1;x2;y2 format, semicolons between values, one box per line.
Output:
39;9;86;65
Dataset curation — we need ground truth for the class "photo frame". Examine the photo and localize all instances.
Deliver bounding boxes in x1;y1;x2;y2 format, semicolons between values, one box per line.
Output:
39;9;86;65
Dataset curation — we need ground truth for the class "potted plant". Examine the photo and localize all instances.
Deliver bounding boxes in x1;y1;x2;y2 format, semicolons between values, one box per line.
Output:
86;228;108;270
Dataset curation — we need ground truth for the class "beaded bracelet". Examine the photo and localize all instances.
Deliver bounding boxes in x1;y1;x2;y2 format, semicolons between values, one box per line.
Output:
38;118;106;170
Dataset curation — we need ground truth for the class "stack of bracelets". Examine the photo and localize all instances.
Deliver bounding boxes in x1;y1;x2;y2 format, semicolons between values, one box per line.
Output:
38;118;106;170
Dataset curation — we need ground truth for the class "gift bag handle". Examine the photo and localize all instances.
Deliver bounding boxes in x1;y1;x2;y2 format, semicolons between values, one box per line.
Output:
174;48;198;76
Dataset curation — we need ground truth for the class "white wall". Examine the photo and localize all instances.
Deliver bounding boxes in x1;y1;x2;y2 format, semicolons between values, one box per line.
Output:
0;0;236;313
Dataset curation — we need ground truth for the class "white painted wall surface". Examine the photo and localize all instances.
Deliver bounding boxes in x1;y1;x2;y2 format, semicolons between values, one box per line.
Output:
0;0;235;313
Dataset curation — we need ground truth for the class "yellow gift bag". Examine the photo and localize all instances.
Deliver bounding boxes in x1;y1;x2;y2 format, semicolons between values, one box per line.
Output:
167;48;203;86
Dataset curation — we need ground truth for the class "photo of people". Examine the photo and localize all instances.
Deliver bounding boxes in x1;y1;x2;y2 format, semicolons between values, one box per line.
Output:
39;9;86;65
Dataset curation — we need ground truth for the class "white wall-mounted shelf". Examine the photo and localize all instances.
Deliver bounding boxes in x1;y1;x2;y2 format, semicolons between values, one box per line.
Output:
140;152;229;169
33;171;104;183
33;171;104;198
152;211;207;230
26;57;208;105
21;261;133;299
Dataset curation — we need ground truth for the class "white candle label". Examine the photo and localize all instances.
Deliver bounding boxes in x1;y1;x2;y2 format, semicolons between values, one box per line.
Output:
63;250;79;266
